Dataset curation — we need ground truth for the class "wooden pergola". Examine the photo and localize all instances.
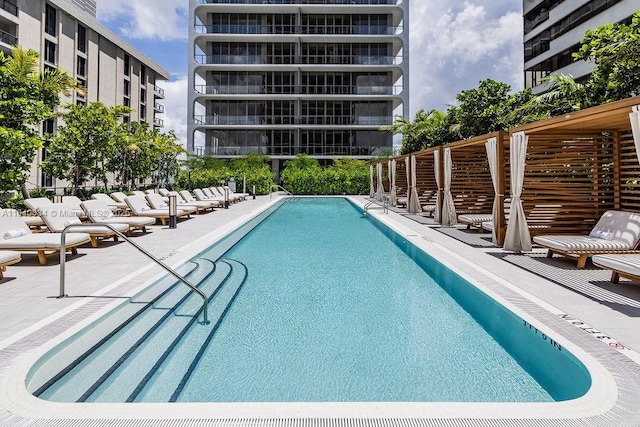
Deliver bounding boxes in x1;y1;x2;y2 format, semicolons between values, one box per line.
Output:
377;95;640;248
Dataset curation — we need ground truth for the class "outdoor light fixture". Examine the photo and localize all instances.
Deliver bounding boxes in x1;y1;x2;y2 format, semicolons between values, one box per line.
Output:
168;193;177;228
54;194;63;204
253;185;256;200
224;187;229;209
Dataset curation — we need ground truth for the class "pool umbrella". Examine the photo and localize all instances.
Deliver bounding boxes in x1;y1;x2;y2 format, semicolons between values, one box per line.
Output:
485;137;499;245
369;164;375;198
389;159;397;206
630;105;640;165
504;131;532;252
434;150;442;223
441;148;456;226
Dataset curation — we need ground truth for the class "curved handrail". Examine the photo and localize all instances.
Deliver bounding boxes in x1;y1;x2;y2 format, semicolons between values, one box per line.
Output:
269;184;296;200
58;223;209;324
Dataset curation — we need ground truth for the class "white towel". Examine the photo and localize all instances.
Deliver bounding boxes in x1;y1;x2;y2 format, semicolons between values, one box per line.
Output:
140;206;150;212
3;228;27;239
590;229;615;240
159;203;168;208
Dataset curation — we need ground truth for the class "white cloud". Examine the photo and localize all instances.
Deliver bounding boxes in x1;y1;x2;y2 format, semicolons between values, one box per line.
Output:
157;76;188;148
408;1;522;115
96;0;188;41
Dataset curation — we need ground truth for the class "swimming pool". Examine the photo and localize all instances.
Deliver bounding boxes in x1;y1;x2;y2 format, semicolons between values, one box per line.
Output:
25;197;590;404
1;196;631;424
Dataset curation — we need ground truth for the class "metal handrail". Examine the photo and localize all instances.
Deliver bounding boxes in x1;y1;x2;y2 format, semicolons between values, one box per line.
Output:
58;223;209;324
364;194;388;215
269;185;296;200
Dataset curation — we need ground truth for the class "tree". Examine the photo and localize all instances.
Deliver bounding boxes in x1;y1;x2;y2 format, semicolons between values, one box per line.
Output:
43;102;129;194
0;47;77;196
574;12;640;105
153;129;186;188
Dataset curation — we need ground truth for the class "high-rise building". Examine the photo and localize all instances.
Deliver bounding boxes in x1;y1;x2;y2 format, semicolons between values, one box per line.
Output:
0;0;169;189
188;0;409;173
523;0;638;93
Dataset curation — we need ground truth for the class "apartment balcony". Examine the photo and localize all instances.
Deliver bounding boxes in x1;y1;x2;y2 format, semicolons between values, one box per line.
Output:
192;145;389;157
194;54;402;66
197;0;399;5
154;102;165;113
195;24;402;36
153;117;164;127
193;84;401;95
0;0;18;17
0;29;16;52
194;115;392;126
153;85;165;97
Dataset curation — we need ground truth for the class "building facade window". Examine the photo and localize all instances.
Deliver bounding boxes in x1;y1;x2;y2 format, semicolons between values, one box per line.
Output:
77;24;87;53
124;54;130;76
44;40;56;65
76;56;86;77
45;4;57;36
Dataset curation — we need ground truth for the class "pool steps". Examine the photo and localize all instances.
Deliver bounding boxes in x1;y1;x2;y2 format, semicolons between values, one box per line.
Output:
34;256;248;402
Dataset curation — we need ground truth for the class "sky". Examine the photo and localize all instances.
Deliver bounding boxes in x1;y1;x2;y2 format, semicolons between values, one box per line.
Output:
95;0;524;147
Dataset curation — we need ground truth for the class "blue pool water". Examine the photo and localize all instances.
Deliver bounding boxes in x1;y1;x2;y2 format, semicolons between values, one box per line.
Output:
29;198;591;403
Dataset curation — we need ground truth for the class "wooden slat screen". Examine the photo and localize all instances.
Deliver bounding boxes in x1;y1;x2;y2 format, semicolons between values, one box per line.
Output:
449;142;494;216
395;157;408;199
521;132;616;236
414;148;439;207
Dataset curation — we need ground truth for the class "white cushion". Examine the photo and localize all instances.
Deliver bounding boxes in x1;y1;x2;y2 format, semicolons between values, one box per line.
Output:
458;214;493;224
532;235;633;252
592;254;640;278
63;218;82;227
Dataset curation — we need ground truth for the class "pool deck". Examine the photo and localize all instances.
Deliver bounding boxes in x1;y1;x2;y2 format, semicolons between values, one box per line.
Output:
1;194;640;426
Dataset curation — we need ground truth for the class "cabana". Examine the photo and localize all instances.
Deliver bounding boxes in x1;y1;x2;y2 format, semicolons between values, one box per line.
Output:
503;96;640;252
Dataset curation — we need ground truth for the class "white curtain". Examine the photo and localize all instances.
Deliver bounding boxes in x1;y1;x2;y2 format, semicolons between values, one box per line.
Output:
434;150;442;223
504;131;532;252
405;156;411;211
485;137;499;245
369;164;375;198
630;105;640;164
442;148;456;226
389;159;397;206
376;163;384;200
408;155;422;213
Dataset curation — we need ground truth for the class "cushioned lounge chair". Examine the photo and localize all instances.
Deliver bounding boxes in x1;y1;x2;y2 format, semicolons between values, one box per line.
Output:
0;208;44;231
80;200;156;234
459;199;511;233
0;250;21;279
37;204;129;248
178;190;220;212
91;193;128;211
145;193;198;216
592;254;640;284
212;187;241;203
131;190;147;197
0;209;91;265
60;196;89;219
194;188;224;205
532;210;640;269
125;196;189;226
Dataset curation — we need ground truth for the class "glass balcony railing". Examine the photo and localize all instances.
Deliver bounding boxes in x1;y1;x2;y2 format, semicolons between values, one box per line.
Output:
195;54;402;66
193;84;401;95
0;29;17;46
192;145;389;157
195;24;402;36
197;0;398;5
154;102;165;112
0;0;18;16
154;85;165;96
194;115;393;126
153;117;164;127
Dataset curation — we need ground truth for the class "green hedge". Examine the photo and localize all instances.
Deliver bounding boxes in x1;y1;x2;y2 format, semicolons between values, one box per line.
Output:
280;155;369;195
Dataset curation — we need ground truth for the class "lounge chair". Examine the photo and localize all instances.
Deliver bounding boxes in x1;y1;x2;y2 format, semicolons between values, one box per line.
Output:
37;204;130;248
145;193;198;216
0;209;91;265
0;250;21;279
212;187;241;203
592;254;640;284
60;196;89;219
459;199;510;233
532;210;640;269
110;192;129;204
131;190;146;197
178;190;220;212
91;193;128;211
0;208;44;231
194;188;224;205
124;195;189;226
80;200;156;234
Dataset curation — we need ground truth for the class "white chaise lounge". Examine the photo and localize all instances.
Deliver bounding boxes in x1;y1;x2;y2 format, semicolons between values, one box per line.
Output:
0;209;91;265
532;210;640;269
592;254;640;284
0;250;21;279
81;200;156;235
